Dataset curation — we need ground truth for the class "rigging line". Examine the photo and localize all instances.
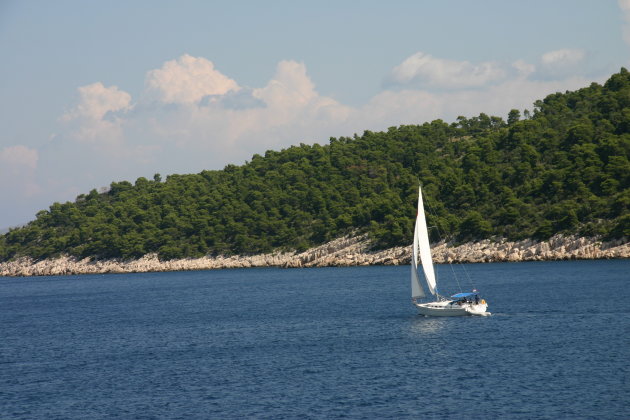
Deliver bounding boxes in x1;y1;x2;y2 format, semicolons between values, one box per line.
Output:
423;187;478;294
458;261;476;290
418;185;477;292
449;257;463;293
427;225;462;293
423;188;465;294
426;226;440;285
427;187;476;292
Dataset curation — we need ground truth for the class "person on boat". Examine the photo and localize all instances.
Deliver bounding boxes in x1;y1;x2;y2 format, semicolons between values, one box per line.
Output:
475;294;479;304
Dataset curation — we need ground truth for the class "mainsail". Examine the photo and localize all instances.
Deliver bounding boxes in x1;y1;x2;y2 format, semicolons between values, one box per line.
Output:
411;186;437;298
411;212;425;298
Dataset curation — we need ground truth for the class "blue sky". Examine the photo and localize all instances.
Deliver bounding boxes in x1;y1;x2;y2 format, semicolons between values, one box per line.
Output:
0;0;628;228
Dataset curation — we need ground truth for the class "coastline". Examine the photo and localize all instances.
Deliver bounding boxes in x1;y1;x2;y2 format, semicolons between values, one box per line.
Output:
0;233;628;277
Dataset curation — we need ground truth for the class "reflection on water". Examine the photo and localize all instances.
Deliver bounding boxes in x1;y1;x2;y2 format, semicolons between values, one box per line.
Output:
408;316;449;334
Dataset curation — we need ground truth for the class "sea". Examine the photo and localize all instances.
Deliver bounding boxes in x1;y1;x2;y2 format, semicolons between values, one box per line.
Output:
1;260;628;420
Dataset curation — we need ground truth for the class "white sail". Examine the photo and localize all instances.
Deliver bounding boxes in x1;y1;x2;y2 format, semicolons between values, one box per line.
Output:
415;186;437;296
411;211;425;298
410;186;490;316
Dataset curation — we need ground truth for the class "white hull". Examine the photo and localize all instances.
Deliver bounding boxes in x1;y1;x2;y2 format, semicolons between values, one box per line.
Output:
414;300;490;317
409;186;491;318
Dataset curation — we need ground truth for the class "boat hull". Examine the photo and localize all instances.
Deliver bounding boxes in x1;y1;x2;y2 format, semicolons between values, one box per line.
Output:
414;300;490;317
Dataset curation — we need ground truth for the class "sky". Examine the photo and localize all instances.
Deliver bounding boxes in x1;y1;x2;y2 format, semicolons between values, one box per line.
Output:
0;0;628;228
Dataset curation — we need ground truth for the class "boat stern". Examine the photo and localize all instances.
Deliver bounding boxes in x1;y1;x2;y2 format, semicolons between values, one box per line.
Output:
466;301;490;316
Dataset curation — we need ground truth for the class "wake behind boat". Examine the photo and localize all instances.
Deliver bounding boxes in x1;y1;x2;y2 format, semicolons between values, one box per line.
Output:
410;186;490;317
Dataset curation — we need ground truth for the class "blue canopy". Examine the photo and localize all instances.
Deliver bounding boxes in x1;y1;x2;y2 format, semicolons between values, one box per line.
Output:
451;292;478;298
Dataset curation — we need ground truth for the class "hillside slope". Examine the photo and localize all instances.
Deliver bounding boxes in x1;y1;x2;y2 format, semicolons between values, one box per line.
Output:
1;70;629;262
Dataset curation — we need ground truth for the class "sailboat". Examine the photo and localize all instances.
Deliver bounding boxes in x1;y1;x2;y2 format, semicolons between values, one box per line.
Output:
411;186;490;317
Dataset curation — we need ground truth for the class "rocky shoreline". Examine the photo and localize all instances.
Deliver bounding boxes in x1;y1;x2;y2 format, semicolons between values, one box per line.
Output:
0;234;628;277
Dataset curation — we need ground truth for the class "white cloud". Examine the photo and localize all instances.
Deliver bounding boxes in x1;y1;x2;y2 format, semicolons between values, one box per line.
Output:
60;82;154;166
354;76;590;132
0;145;40;197
60;82;131;150
57;54;597;165
145;54;239;104
142;59;346;154
512;60;536;77
0;145;38;170
62;82;131;121
253;60;317;107
388;52;506;89
246;60;351;133
541;49;585;67
538;49;587;79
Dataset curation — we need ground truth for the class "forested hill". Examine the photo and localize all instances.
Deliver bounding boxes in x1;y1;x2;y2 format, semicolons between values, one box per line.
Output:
2;70;630;262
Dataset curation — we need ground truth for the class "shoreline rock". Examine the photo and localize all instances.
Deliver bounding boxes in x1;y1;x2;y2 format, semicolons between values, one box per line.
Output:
0;234;628;277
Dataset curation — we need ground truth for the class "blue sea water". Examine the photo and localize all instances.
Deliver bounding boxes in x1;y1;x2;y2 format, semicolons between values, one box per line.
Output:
1;260;629;419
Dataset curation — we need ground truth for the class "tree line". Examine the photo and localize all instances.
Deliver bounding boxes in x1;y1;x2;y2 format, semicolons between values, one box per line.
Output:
1;69;629;261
